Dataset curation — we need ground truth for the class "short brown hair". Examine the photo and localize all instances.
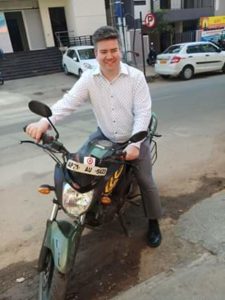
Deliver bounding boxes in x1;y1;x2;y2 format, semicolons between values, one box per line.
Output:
92;26;122;48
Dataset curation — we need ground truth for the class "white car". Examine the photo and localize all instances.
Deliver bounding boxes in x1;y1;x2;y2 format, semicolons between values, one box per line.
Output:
154;41;225;80
62;45;98;77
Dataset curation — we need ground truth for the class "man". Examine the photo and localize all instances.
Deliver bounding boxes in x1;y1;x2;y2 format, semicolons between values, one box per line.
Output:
26;26;162;247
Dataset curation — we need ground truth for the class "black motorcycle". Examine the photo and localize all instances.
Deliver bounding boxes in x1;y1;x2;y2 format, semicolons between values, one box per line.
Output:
21;100;160;300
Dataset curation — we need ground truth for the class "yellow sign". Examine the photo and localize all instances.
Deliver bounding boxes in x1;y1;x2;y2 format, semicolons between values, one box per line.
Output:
200;16;225;30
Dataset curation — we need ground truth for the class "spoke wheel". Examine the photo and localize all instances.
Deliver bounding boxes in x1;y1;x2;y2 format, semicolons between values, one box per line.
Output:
39;252;67;300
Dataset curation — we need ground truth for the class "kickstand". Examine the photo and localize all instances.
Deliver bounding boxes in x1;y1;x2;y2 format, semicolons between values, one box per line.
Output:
117;212;131;237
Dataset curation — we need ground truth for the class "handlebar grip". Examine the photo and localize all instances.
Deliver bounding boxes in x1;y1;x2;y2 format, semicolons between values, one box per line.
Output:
41;133;54;144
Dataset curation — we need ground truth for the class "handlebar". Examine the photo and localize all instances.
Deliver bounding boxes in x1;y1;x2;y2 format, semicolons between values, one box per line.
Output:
23;125;54;145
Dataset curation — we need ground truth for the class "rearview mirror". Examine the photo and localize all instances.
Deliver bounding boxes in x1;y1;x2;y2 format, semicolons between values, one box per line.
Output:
28;100;52;118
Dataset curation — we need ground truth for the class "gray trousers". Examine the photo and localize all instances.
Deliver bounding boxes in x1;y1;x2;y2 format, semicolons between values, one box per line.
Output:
81;128;162;220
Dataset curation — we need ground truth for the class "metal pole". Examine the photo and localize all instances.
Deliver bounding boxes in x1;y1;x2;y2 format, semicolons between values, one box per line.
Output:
140;11;146;77
150;0;154;13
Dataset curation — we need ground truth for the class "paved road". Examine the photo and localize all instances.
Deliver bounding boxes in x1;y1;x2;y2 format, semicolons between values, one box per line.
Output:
1;71;225;299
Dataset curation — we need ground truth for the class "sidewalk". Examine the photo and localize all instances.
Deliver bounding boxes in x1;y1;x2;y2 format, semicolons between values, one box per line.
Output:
113;190;225;300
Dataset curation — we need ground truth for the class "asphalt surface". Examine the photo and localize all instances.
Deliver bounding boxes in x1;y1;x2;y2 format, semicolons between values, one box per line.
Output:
113;190;225;300
1;67;225;300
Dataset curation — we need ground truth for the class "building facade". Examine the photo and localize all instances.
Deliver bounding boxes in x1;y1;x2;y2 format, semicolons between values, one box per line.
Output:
0;0;106;53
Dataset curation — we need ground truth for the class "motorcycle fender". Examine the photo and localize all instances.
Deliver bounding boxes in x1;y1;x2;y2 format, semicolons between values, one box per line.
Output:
43;220;83;274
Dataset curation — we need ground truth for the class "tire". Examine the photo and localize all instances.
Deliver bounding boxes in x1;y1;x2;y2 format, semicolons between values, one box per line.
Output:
39;252;68;300
63;65;69;75
181;65;194;80
160;75;170;79
222;63;225;73
78;69;83;77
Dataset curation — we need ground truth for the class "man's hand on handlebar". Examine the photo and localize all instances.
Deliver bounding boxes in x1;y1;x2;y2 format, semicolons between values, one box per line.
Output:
124;144;140;161
26;119;49;143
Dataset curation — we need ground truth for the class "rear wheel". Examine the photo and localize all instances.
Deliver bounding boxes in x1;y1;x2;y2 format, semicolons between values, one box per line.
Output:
222;63;225;73
181;65;194;80
39;252;68;300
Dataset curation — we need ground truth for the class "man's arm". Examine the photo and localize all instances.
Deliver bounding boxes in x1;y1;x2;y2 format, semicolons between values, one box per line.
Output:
125;71;151;160
26;72;90;141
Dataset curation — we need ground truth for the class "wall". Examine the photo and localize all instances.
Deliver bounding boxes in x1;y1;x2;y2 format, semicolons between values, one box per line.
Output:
23;9;45;50
134;0;150;19
171;0;182;9
65;0;106;36
215;0;225;16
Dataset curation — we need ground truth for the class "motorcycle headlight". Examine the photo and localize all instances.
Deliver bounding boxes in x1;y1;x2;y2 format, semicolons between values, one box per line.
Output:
62;183;93;217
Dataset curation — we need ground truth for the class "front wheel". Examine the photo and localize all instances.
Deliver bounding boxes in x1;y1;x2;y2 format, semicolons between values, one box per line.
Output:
39;251;68;300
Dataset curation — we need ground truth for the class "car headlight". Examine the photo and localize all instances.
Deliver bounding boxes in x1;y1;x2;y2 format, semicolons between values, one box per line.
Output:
83;63;93;69
62;183;93;217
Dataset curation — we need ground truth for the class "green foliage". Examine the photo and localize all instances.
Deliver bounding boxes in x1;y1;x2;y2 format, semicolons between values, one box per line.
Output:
151;10;174;34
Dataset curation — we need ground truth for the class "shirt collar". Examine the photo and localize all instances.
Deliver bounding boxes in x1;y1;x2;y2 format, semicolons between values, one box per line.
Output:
93;62;129;77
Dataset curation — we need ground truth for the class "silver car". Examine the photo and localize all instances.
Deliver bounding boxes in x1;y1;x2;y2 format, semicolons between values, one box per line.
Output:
154;41;225;80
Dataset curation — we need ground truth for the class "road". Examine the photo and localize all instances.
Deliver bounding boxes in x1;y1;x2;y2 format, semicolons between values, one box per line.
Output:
1;72;225;299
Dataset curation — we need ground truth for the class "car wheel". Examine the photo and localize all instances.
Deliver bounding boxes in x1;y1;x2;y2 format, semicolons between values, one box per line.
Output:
63;65;69;75
78;69;83;77
222;63;225;73
181;65;194;80
160;75;170;79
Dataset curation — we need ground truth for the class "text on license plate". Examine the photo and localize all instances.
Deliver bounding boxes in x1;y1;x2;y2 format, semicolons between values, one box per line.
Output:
66;159;107;176
160;60;167;64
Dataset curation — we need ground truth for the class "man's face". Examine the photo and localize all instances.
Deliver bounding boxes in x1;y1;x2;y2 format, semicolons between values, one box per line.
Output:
94;39;122;74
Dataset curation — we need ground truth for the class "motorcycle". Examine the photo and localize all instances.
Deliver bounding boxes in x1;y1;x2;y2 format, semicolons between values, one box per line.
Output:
21;100;160;300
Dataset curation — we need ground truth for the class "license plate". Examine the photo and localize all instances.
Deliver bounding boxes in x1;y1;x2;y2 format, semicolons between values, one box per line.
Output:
66;159;107;176
160;60;167;64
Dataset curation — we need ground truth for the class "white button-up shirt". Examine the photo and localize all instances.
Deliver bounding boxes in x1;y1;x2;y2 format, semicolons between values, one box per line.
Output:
50;62;152;144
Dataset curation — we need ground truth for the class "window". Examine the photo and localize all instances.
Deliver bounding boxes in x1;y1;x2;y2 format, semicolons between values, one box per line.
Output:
160;0;171;9
201;44;218;53
67;49;75;58
164;45;182;54
134;0;146;5
78;48;95;60
186;45;202;54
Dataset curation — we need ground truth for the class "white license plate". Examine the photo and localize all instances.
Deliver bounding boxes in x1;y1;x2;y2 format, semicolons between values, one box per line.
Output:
66;159;107;176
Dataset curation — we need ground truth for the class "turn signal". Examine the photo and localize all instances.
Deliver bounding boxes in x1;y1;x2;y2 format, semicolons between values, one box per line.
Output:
101;196;112;205
38;185;54;195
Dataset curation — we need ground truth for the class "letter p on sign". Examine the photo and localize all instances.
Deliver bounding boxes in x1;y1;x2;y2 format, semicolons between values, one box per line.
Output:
144;13;156;28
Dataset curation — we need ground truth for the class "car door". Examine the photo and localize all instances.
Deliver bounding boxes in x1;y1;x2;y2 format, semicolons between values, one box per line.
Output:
186;45;208;73
201;43;224;71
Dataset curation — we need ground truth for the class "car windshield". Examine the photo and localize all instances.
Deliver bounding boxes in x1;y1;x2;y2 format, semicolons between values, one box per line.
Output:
163;45;183;54
78;48;95;60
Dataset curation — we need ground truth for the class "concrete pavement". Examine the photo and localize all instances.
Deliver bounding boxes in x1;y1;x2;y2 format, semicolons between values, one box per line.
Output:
113;190;225;300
